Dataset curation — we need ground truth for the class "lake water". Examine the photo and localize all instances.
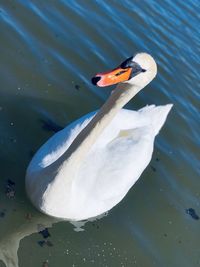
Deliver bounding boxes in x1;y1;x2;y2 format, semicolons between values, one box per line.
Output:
0;0;200;266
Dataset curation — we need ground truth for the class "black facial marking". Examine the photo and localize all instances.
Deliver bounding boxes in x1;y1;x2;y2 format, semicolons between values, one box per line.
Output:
130;61;144;72
120;56;134;69
91;76;101;85
127;61;146;79
115;70;127;76
120;57;146;77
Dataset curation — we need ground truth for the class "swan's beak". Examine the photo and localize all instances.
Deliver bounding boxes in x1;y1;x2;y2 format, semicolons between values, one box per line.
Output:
91;67;132;87
91;60;146;87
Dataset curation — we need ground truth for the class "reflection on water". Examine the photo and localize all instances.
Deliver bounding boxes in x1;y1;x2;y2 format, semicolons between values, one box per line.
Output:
0;210;106;267
0;213;58;267
0;0;200;266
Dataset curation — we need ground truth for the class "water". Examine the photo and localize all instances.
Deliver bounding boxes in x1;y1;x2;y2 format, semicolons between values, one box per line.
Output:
0;0;199;266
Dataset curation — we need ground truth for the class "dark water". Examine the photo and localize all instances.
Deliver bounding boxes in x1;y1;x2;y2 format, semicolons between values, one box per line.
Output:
0;0;200;266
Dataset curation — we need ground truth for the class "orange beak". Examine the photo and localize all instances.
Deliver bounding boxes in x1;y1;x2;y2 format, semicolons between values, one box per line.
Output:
91;67;132;87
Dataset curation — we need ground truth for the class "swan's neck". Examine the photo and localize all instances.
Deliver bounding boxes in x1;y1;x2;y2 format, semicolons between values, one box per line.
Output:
46;82;141;175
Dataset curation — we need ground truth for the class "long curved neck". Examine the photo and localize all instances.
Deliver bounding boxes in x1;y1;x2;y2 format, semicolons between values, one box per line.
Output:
45;82;142;175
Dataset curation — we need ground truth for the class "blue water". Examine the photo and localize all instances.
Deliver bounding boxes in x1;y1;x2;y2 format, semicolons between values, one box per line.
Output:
0;1;200;266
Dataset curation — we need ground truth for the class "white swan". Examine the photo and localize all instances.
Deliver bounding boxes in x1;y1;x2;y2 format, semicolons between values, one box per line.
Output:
26;53;172;221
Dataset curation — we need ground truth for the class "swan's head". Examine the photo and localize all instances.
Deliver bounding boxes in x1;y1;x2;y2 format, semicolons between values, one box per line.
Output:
92;53;157;88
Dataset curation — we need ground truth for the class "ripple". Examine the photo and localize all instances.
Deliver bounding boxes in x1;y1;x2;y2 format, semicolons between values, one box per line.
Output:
0;0;200;266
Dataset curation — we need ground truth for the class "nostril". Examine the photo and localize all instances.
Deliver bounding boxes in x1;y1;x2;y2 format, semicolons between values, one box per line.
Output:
91;76;101;85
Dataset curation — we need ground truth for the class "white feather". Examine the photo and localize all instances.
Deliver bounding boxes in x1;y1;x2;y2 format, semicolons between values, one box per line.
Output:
26;105;172;220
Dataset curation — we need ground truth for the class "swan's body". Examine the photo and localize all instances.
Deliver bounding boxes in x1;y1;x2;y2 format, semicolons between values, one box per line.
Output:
26;53;172;221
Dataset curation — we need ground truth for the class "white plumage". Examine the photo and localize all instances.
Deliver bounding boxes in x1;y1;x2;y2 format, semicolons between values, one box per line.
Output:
26;105;172;220
26;53;172;221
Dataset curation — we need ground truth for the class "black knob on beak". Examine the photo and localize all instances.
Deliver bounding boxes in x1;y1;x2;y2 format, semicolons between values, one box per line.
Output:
91;76;101;86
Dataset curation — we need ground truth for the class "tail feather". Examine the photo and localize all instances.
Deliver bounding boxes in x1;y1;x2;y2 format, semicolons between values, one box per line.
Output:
139;104;173;135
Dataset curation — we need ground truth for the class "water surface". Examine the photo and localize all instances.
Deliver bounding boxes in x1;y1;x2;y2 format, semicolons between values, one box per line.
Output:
0;1;200;266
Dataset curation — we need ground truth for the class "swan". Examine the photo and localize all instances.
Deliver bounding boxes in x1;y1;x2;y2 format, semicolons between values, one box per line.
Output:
26;53;172;221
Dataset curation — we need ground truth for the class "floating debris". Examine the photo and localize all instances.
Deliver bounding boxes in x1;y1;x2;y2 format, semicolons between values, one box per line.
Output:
7;179;15;186
39;228;50;239
75;84;80;90
186;208;199;220
0;210;6;218
38;224;51;238
38;240;46;247
37;240;53;247
150;165;156;172
5;179;15;198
